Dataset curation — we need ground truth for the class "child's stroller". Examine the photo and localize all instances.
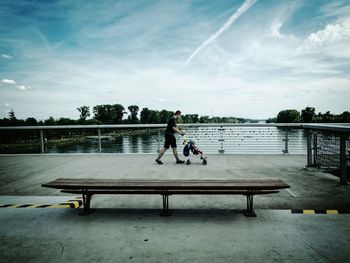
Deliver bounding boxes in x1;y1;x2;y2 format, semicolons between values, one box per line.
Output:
183;136;207;165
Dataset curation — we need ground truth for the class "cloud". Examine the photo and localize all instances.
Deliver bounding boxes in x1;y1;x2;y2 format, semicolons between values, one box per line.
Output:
1;54;12;59
1;79;16;84
305;18;350;48
16;85;31;91
5;103;11;107
0;0;349;119
183;0;258;66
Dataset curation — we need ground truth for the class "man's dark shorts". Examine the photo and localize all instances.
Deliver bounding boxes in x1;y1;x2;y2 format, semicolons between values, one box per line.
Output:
164;133;176;149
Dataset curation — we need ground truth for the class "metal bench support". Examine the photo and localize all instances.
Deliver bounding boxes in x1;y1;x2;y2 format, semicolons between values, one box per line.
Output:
244;194;256;217
80;189;93;215
160;193;170;216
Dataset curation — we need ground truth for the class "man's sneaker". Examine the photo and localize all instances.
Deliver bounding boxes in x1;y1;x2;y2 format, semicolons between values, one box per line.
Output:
176;160;185;164
155;159;163;165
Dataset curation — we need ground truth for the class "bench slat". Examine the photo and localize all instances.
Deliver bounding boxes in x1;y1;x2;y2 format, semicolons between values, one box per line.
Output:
61;189;280;195
43;178;289;191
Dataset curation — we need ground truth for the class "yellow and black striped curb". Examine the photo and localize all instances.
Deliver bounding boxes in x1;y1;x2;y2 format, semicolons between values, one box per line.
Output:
0;197;82;209
292;209;350;214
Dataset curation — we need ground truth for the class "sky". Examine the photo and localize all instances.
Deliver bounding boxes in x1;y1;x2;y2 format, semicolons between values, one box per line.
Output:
0;0;350;120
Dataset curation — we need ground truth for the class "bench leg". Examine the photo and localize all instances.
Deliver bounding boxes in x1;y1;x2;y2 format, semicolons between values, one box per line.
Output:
79;190;93;215
244;194;256;217
160;194;171;216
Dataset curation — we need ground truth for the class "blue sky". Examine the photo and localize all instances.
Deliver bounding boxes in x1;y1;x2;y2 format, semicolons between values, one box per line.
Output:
0;0;349;119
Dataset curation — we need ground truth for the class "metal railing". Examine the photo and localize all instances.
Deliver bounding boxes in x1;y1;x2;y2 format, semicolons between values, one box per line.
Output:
1;123;349;183
0;123;305;154
303;124;350;185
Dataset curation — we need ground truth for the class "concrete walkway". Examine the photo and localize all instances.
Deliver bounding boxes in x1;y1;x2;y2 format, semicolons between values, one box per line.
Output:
1;154;350;262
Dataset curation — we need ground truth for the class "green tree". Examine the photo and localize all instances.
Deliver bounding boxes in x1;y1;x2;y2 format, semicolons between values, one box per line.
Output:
149;110;161;124
340;111;350;123
127;105;140;124
44;116;56;125
93;104;125;124
25;117;38;126
276;109;300;123
77;106;90;121
320;111;334;123
199;116;209;123
211;117;223;123
57;118;76;125
190;114;199;123
8;109;19;125
266;117;277;123
8;109;16;121
301;107;315;123
140;108;152;124
160;110;173;123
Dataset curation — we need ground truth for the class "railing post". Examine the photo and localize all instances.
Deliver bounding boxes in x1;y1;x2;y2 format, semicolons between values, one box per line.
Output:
40;129;45;153
313;133;318;165
98;128;102;153
339;134;348;185
307;129;313;166
157;130;161;153
282;128;289;154
218;126;225;154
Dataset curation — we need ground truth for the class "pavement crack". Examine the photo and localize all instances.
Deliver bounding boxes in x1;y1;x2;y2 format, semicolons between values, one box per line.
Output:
57;241;64;256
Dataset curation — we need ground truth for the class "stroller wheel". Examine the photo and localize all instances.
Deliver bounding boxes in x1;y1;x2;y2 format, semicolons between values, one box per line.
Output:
186;160;191;165
202;158;207;165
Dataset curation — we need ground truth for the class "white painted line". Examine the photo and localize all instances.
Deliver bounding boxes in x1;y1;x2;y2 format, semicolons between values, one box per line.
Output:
286;189;296;198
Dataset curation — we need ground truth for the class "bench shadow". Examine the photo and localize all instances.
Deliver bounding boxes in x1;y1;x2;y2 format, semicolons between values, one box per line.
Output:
66;208;246;222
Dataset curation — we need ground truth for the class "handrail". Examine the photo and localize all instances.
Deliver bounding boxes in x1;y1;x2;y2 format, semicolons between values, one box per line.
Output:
301;124;350;133
0;123;304;130
1;123;349;131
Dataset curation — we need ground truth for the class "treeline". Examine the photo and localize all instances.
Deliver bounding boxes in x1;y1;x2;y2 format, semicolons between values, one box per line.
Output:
0;104;258;126
266;107;350;123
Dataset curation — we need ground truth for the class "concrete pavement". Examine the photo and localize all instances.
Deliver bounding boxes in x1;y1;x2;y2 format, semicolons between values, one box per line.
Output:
1;154;350;262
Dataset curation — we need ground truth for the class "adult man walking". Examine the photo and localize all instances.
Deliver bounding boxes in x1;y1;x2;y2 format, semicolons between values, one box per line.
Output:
155;110;185;164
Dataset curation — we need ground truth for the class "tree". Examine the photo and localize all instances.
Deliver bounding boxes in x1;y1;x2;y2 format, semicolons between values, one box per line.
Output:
340;111;350;123
140;108;152;124
111;104;126;124
199;116;209;123
320;111;334;123
276;109;300;123
93;104;125;124
25;117;38;126
266;117;277;123
160;110;173;123
57;118;76;125
301;107;315;123
44;116;56;125
127;105;140;124
149;110;161;124
8;109;18;125
77;106;90;121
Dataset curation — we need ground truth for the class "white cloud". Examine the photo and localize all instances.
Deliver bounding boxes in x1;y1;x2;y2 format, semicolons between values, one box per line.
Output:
1;54;12;59
184;0;258;66
16;85;30;90
5;103;11;107
1;79;16;84
305;18;350;48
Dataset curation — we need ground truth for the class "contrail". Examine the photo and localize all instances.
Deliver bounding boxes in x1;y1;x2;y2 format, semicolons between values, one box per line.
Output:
184;0;258;67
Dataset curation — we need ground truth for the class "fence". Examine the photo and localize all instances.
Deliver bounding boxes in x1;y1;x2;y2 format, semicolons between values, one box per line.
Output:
304;124;350;185
1;123;349;183
0;123;305;154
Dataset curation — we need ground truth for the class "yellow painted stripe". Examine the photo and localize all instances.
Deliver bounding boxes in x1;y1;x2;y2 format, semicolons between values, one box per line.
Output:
7;205;21;208
326;210;338;214
49;204;72;208
0;197;82;209
303;210;315;214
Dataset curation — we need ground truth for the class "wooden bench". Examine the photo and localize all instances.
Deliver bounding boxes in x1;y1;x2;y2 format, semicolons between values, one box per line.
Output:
42;178;290;217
